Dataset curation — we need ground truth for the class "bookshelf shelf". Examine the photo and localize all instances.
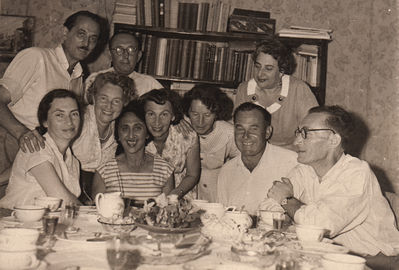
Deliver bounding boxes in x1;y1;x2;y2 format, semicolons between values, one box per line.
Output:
114;23;330;105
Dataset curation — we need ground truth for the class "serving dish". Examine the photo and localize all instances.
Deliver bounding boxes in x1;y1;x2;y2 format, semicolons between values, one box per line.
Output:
135;220;201;234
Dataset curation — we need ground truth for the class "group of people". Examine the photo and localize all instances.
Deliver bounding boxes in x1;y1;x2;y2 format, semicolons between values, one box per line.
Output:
0;9;398;267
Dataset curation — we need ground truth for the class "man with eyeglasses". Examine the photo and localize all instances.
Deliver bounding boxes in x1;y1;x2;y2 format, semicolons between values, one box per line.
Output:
217;102;298;215
84;32;162;99
0;10;103;182
267;105;399;264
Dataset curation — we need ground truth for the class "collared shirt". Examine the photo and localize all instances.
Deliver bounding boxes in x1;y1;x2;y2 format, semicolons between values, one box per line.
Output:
197;120;239;202
0;46;83;129
217;143;298;215
72;105;117;172
234;75;318;147
290;154;399;256
0;133;80;209
84;67;163;100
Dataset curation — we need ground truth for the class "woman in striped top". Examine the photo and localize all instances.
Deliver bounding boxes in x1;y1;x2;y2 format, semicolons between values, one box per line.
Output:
91;100;174;203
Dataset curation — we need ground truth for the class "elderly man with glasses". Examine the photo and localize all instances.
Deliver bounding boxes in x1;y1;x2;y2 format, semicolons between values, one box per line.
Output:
267;105;399;266
84;31;162;100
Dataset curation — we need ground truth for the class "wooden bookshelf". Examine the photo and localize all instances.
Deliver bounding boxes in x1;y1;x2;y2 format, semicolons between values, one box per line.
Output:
114;23;330;105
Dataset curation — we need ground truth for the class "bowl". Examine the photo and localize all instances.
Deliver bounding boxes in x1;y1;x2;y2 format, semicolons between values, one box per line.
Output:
191;199;209;209
295;224;325;242
34;196;62;211
12;205;46;222
97;217;136;234
322;254;366;270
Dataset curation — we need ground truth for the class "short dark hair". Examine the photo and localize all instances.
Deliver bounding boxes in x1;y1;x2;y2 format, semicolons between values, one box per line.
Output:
63;10;102;30
114;99;150;153
253;36;296;75
140;88;184;125
86;72;137;104
109;31;142;51
308;105;355;151
37;89;82;135
233;102;271;126
182;85;233;121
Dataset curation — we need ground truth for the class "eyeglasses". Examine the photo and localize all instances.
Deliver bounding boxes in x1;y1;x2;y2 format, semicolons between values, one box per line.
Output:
111;46;138;56
295;127;336;139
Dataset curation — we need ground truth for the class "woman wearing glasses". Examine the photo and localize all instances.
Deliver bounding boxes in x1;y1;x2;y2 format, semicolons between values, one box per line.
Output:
234;37;318;149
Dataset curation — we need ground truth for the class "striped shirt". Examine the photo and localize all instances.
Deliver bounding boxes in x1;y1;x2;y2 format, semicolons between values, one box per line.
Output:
97;153;174;201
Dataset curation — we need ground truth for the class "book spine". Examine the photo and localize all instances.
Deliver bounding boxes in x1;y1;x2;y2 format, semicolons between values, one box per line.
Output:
169;0;178;28
193;41;202;79
177;2;185;29
180;39;190;78
142;34;152;74
155;38;168;76
159;0;165;27
137;0;145;25
144;0;152;26
187;40;196;78
190;3;199;31
164;0;170;28
148;35;158;74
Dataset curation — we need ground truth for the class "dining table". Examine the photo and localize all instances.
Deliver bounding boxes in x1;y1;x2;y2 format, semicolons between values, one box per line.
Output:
0;207;373;270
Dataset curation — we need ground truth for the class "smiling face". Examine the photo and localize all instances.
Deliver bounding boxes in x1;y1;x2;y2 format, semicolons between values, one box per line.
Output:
94;82;124;125
110;33;142;76
44;97;80;144
234;109;271;159
253;52;283;90
62;15;100;64
188;99;217;136
294;112;334;167
144;100;174;140
118;112;147;154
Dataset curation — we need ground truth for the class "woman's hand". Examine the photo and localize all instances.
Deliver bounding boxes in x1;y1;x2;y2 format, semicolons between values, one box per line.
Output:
267;177;294;204
19;129;45;153
175;119;195;139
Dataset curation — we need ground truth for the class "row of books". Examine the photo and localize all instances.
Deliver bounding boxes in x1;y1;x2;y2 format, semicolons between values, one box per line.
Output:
292;44;320;87
113;0;232;32
137;35;255;83
278;26;332;40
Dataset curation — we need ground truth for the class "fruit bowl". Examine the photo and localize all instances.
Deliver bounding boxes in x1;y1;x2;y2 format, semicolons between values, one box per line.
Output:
97;217;136;234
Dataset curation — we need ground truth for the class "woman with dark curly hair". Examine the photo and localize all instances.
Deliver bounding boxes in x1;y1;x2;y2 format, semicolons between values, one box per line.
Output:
72;71;136;201
182;85;239;202
234;36;318;149
140;89;200;199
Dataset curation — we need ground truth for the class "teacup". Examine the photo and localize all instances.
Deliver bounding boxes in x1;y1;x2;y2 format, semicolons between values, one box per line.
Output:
0;228;40;251
295;224;325;242
95;192;124;218
34;196;62;211
12;205;46;223
0;249;38;269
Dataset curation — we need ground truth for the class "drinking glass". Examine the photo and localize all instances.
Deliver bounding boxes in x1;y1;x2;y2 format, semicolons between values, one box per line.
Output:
60;203;77;232
42;215;59;235
272;212;285;231
107;236;128;270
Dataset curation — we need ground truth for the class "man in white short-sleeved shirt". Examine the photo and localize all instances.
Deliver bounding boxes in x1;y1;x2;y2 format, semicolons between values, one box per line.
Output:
217;102;298;215
268;105;399;261
0;11;102;180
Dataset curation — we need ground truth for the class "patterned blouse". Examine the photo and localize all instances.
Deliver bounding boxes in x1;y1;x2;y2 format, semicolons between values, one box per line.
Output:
97;153;174;202
146;125;199;198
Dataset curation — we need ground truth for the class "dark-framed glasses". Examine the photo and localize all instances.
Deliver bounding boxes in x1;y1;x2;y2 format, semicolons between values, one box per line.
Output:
295;127;336;139
111;46;138;56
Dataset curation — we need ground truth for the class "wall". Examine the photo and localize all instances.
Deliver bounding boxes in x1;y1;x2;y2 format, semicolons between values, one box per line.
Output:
2;0;399;192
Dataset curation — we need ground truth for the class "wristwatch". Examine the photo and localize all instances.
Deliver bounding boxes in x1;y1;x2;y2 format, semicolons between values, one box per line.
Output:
281;197;293;206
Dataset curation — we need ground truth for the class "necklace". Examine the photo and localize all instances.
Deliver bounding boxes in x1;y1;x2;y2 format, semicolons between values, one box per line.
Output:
99;124;111;142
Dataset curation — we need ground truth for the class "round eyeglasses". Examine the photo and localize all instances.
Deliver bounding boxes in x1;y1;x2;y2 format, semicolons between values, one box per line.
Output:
111;46;138;56
295;127;336;139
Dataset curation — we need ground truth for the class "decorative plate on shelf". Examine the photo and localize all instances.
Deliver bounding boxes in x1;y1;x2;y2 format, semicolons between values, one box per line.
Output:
135;221;201;234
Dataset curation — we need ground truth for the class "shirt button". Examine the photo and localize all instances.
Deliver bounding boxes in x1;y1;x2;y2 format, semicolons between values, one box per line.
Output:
203;184;207;188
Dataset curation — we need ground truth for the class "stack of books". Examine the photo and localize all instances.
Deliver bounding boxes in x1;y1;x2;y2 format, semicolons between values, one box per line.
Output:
112;1;137;25
278;26;332;40
292;44;320;87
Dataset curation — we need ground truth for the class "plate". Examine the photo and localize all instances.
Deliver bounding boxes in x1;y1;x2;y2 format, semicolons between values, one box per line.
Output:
0;216;42;229
290;241;349;255
135;221;201;234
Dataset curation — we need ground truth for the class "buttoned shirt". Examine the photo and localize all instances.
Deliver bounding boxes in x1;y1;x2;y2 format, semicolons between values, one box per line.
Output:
84;67;163;99
72;105;117;172
0;46;83;129
290;154;399;256
217;143;298;215
0;133;80;209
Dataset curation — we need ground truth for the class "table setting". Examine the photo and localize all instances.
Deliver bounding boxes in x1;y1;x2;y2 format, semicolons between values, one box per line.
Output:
0;193;371;270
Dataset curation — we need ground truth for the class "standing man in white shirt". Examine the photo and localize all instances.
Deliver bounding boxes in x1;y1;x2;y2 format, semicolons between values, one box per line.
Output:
268;105;399;267
0;10;103;181
84;31;163;99
217;102;298;215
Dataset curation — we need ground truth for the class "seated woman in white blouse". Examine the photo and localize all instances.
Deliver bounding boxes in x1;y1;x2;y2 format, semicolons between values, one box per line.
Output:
0;89;83;209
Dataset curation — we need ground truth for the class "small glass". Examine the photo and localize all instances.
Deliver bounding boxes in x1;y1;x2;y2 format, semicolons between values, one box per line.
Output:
60;203;78;232
275;250;297;270
272;212;285;231
42;215;59;235
106;236;128;270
